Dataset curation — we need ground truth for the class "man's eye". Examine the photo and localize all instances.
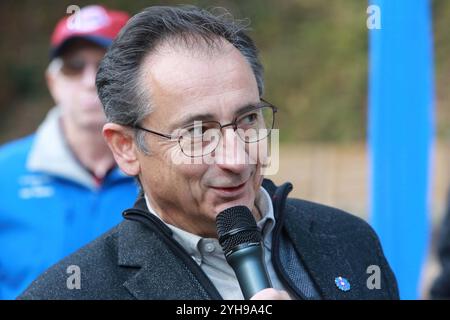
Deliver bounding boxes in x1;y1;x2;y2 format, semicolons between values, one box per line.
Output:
60;58;87;76
65;59;85;71
240;112;259;125
187;125;208;137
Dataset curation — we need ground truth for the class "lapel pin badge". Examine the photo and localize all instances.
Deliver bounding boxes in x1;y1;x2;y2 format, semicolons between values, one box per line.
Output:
335;276;351;292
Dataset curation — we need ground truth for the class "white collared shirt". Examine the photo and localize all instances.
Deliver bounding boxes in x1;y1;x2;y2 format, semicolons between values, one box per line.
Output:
145;187;290;300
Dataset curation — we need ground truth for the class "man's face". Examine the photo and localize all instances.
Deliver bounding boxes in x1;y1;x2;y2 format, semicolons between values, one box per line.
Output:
137;41;265;238
47;40;106;131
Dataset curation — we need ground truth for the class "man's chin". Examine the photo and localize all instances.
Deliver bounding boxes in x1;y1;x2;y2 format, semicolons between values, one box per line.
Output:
212;196;255;216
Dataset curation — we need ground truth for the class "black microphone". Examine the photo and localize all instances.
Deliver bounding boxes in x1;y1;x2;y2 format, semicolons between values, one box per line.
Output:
216;205;272;299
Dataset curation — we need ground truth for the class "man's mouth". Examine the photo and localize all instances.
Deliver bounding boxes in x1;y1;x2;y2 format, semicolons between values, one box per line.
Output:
210;181;247;197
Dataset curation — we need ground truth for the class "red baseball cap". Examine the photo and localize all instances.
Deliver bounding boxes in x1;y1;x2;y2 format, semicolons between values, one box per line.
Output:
50;5;129;59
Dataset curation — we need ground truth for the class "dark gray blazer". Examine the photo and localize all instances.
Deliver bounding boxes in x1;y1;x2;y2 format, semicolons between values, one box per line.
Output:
19;179;399;300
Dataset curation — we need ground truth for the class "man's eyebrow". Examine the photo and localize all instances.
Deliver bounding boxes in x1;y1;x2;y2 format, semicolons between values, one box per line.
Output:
171;102;261;129
171;113;216;130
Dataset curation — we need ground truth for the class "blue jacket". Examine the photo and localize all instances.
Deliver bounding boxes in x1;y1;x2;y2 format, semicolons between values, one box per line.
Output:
0;108;138;299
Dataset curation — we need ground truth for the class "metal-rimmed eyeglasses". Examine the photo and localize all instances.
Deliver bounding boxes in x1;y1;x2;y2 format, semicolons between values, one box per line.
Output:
133;99;277;158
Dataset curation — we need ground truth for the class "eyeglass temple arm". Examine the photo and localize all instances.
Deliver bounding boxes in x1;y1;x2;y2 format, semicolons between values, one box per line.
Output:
134;125;174;140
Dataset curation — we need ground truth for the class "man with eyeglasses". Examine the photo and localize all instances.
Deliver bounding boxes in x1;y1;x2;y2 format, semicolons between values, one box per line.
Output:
0;5;138;299
19;6;399;300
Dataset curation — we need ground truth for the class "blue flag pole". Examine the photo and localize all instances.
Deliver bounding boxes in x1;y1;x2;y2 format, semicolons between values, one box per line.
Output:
368;0;434;299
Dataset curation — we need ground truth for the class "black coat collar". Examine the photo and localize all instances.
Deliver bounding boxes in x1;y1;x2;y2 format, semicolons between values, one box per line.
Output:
264;178;375;299
116;179;374;300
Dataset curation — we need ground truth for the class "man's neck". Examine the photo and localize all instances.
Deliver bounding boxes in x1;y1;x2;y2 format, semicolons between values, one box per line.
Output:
61;119;116;179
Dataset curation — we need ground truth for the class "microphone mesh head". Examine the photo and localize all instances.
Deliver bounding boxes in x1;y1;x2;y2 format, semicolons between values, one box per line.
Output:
216;206;261;255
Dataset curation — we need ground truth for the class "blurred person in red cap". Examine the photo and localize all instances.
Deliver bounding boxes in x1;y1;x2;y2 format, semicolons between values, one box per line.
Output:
0;5;138;300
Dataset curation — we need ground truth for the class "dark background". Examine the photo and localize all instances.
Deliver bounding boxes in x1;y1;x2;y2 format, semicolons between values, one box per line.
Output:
0;0;449;145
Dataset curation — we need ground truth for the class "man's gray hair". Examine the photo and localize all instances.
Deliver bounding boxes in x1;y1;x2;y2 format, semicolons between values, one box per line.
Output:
96;5;265;153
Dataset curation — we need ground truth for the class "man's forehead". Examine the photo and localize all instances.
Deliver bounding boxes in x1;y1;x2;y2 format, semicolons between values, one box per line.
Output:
143;36;244;67
137;37;259;128
139;40;255;96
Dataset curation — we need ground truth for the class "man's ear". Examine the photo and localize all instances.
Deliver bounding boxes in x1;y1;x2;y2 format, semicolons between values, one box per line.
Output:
46;70;59;105
103;123;141;176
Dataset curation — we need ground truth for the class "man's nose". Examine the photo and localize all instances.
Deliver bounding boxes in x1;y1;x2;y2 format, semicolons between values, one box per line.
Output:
213;128;249;173
80;64;98;89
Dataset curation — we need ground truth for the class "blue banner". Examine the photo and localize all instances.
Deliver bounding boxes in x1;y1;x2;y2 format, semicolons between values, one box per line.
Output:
368;0;434;299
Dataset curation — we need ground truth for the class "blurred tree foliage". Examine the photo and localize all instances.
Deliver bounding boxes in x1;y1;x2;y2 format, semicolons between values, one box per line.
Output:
433;0;450;140
0;0;448;144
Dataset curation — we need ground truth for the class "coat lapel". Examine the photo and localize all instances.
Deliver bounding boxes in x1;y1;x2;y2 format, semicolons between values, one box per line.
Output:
117;218;212;300
283;202;367;300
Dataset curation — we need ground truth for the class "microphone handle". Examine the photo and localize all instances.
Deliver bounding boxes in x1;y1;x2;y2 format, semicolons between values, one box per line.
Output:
226;244;272;299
